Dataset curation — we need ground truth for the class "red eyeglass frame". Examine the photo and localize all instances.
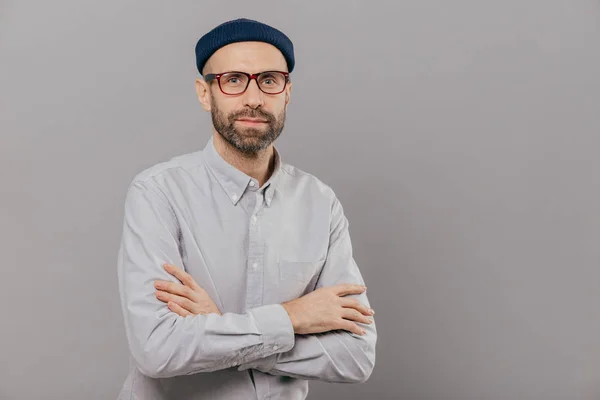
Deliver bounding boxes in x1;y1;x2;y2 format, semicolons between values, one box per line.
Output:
204;70;290;95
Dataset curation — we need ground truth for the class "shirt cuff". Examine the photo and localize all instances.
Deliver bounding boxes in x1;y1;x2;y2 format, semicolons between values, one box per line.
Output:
239;304;295;372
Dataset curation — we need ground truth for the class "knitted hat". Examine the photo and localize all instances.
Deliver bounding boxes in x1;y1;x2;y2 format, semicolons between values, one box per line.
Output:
195;18;295;75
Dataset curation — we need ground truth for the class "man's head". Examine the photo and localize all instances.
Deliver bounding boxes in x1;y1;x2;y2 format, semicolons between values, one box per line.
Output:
194;19;294;155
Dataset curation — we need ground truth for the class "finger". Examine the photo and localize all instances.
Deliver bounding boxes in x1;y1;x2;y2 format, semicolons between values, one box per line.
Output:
167;301;192;317
338;319;366;336
155;280;194;299
340;298;374;316
156;291;196;312
334;283;367;297
341;308;373;325
164;263;200;290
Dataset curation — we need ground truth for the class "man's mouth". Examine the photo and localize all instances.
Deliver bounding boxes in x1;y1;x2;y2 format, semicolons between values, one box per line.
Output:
236;118;268;125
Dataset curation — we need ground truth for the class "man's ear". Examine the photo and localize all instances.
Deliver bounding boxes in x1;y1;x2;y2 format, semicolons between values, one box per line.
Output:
195;78;212;112
285;81;292;105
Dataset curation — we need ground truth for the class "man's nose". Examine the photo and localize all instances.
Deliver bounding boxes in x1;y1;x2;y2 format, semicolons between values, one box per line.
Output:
242;79;265;109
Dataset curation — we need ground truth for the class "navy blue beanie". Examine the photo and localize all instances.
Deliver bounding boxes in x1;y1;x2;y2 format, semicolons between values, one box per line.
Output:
195;18;295;75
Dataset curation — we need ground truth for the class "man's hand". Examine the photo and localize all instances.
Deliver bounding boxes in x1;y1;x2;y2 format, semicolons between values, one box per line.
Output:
281;284;375;336
154;263;222;317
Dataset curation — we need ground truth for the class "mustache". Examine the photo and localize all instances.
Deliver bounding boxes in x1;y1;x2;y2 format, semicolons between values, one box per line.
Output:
230;109;274;122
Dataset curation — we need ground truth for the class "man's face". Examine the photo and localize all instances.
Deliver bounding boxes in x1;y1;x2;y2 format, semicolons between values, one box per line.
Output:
198;41;292;155
209;88;286;155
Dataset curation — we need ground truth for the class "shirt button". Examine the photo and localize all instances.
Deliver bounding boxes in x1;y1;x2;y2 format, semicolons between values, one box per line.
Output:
249;181;255;187
231;193;237;201
252;216;258;223
252;262;258;270
273;345;279;351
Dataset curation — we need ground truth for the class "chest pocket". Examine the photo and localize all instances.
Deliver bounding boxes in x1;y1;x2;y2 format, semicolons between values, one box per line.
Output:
279;259;324;281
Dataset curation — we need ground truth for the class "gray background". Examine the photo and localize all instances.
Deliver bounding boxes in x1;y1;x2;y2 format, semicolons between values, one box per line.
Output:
1;1;599;399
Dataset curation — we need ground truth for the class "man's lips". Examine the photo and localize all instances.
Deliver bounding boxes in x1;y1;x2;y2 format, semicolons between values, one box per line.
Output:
237;118;268;124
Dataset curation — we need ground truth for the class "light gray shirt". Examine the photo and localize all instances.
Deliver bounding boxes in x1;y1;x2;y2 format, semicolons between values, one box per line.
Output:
116;136;377;400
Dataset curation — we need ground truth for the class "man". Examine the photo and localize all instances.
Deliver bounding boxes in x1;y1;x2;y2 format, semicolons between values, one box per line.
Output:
116;18;376;400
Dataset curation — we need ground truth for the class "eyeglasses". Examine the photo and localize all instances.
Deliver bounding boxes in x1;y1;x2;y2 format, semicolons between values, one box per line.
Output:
204;70;290;95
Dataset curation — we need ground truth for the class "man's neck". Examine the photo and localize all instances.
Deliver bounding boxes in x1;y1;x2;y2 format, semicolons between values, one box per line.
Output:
212;132;276;187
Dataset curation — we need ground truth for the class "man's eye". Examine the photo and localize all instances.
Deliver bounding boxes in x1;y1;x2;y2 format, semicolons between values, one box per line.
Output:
260;75;278;85
224;74;244;85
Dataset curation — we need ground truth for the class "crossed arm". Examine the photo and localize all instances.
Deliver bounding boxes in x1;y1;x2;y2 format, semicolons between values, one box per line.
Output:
117;181;377;382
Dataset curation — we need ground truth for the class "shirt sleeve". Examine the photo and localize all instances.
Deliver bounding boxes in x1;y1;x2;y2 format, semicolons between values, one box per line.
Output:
237;195;377;383
117;180;295;379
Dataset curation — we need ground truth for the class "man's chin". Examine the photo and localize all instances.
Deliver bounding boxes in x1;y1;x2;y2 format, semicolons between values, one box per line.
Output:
235;126;269;136
218;126;280;153
226;135;269;153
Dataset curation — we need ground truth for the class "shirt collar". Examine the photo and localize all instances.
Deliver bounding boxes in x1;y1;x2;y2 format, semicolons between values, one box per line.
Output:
203;135;282;207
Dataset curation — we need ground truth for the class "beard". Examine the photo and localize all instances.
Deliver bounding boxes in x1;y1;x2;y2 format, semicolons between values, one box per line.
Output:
210;95;286;155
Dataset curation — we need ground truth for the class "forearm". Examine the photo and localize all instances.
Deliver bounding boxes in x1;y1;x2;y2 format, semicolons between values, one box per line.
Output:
122;295;295;378
238;320;376;383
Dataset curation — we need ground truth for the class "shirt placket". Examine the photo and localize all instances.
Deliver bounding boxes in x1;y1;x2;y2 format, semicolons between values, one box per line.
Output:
245;184;266;310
